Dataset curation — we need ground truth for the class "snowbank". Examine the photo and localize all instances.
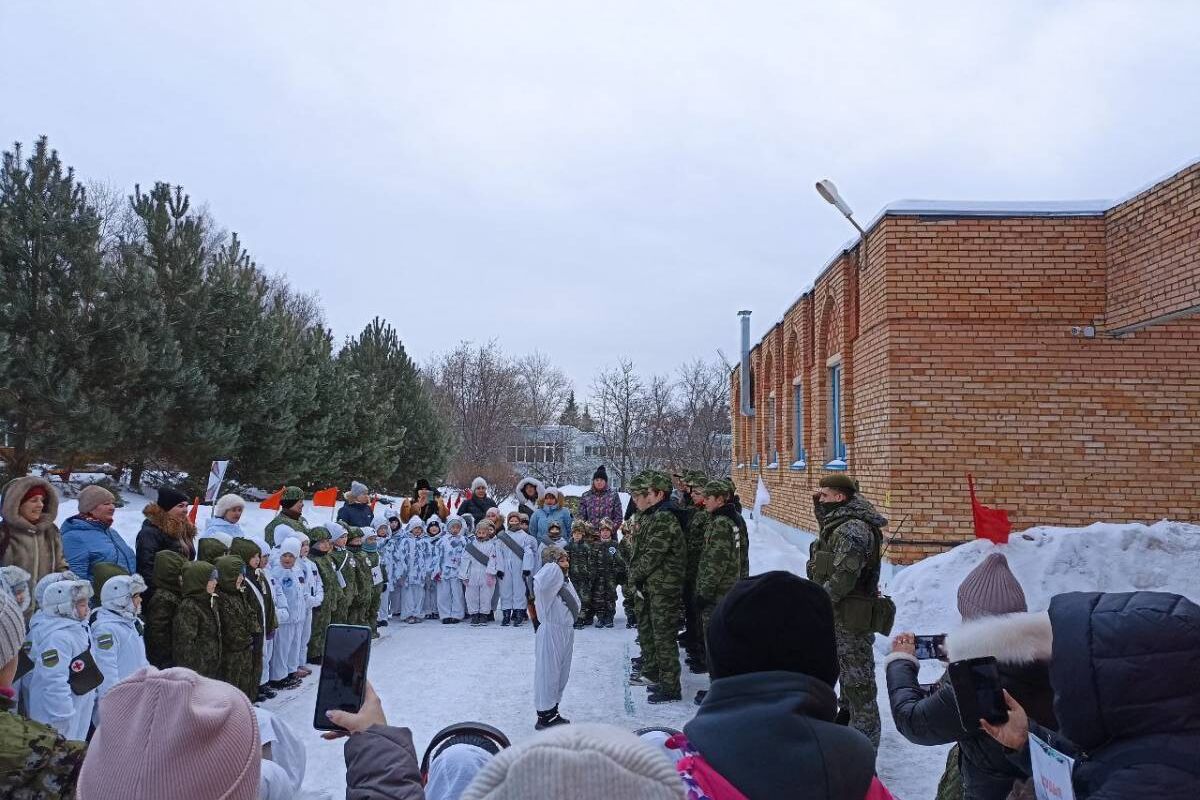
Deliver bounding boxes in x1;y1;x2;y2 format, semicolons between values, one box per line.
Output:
888;520;1200;638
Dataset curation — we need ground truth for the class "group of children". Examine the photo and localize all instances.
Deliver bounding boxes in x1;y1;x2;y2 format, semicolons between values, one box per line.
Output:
369;506;630;631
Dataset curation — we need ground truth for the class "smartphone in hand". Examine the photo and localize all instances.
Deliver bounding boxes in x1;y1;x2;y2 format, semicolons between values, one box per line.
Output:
913;634;947;661
948;656;1009;731
313;624;373;731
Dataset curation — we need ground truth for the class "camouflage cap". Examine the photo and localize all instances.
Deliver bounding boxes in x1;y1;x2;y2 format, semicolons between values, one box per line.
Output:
683;470;708;488
627;473;651;493
307;524;331;544
703;478;734;498
643;470;674;493
281;486;304;504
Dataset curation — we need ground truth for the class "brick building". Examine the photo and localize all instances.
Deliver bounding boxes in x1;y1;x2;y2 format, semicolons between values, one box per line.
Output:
731;160;1200;564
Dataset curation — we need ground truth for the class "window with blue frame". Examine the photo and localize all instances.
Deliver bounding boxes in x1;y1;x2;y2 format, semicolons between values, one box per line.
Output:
766;395;777;467
826;362;847;468
792;381;806;467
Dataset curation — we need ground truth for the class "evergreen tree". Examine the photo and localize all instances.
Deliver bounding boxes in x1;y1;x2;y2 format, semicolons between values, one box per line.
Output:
559;390;581;428
580;404;595;432
0;138;105;475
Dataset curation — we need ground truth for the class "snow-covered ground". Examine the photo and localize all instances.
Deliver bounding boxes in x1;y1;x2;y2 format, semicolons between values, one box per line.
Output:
51;490;1200;799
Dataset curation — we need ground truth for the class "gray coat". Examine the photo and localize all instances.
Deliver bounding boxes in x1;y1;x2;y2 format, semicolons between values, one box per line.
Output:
344;725;425;800
684;670;875;799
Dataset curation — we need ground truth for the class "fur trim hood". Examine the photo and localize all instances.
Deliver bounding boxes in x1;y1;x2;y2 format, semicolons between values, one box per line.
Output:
142;503;198;543
945;611;1053;665
515;476;546;503
1;475;59;533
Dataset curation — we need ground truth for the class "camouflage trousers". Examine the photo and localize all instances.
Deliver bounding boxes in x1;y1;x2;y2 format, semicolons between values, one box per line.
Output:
309;603;332;661
834;623;880;749
590;580;618;620
640;585;683;694
367;588;382;633
621;582;637;622
575;578;593;621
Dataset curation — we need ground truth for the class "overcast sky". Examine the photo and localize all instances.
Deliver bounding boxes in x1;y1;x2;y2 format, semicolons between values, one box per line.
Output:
3;2;1198;399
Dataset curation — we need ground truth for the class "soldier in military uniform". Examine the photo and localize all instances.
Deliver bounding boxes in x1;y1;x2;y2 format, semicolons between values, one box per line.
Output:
0;590;88;797
213;555;259;702
172;561;222;681
680;470;710;672
345;528;375;628
306;522;342;664
690;478;745;702
265;486;310;547
807;473;888;749
361;529;386;636
566;521;595;629
628;470;687;703
617;516;638;628
329;524;358;625
589;518;626;628
143;550;186;669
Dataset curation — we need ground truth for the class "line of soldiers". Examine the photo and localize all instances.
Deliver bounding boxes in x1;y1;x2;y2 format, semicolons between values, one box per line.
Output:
624;469;749;704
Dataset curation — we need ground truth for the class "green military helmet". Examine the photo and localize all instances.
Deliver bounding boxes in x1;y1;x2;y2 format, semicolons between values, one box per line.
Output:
90;561;130;600
181;561;217;598
214;556;246;593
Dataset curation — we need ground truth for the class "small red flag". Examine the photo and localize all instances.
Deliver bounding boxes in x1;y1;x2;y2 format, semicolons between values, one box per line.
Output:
312;487;339;508
259;487;284;511
967;474;1012;545
187;497;200;524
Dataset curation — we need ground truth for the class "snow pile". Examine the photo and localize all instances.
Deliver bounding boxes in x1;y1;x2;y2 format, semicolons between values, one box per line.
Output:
888;520;1200;638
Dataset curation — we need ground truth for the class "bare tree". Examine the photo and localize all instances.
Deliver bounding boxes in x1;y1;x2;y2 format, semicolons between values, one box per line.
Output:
590;359;647;490
515;350;572;428
639;373;677;472
672;358;732;476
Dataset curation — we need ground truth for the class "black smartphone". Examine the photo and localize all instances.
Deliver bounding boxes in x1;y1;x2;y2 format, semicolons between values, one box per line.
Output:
913;634;947;660
313;624;372;731
948;656;1008;731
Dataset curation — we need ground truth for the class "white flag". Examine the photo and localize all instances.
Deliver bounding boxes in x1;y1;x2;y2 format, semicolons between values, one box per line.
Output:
753;476;771;524
204;460;230;503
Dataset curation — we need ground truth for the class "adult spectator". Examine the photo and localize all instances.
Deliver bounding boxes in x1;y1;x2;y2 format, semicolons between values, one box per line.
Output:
337;482;375;529
808;473;888;749
401;479;449;523
135;487;197;604
264;487;307;547
981;591;1200;800
887;553;1055;800
529;487;573;545
206;492;249;540
60;485;135;584
577;466;623;528
458;477;498;523
514;476;545;519
0;589;88;796
462;722;683;800
0;475;67;613
681;570;877;799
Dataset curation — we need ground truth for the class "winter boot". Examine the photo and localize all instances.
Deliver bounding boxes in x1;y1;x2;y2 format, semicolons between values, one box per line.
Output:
513;610;527;627
648;688;682;704
694;690;708;705
378;619;388;628
469;613;480;627
604;616;614;628
594;616;604;628
442;617;455;624
535;706;570;730
628;673;653;686
260;683;278;698
501;610;512;627
487;611;496;622
626;612;637;629
630;656;642;669
573;618;586;630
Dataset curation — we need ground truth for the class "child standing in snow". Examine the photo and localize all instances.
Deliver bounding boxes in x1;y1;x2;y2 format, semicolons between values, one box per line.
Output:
566;522;595;629
26;578;98;741
229;536;278;702
0;564;32;613
293;532;317;676
213;554;259;702
462;520;499;626
533;545;578;730
268;538;304;688
589;519;626;629
400;518;428;624
372;517;392;628
496;511;538;627
436;516;467;623
172;561;222;682
91;573;149;724
381;518;407;620
422;519;443;620
361;529;386;636
143;550;186;668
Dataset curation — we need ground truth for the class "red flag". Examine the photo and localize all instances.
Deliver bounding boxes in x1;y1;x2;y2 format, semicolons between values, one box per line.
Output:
259;487;284;511
187;497;200;524
369;495;378;512
312;487;339;508
967;474;1012;545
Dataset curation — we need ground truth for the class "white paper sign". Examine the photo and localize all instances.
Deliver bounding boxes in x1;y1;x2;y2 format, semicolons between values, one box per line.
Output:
371;566;384;586
1030;732;1075;800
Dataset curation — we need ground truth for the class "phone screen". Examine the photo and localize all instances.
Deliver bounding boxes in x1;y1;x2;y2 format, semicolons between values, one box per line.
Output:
949;656;1008;730
914;634;947;660
313;624;372;731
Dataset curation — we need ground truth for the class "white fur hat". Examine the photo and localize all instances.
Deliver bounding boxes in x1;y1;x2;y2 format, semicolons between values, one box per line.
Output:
42;579;93;619
34;570;79;609
322;521;349;541
101;574;148;617
214;493;246;520
471;477;488;492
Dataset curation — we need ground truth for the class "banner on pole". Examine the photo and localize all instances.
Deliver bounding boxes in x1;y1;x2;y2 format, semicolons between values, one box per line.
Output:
204;460;230;503
312;487;339;508
967;474;1012;545
260;487;284;511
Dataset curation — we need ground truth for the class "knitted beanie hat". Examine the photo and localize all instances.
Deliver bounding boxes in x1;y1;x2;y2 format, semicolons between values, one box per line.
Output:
77;667;260;800
214;493;246;519
77;485;116;516
0;590;25;666
156;487;189;512
958;552;1028;620
350;481;369;498
461;723;683;800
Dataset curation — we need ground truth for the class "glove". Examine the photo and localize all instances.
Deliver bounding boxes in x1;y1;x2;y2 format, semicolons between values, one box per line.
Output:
434;572;442;582
522;570;531;578
486;576;496;588
496;570;505;580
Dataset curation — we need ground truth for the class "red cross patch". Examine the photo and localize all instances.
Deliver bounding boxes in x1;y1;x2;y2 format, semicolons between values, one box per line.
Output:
70;659;86;673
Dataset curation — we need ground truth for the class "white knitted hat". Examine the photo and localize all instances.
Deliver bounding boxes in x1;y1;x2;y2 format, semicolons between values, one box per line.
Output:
214;494;246;520
461;723;683;800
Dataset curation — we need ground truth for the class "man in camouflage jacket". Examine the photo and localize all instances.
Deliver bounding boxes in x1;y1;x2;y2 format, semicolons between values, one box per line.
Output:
680;470;710;669
807;473;887;749
616;522;638;628
694;480;742;665
306;524;342;663
264;486;309;547
628;470;687;703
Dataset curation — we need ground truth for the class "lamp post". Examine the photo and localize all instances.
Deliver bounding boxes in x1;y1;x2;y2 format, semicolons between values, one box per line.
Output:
816;179;868;269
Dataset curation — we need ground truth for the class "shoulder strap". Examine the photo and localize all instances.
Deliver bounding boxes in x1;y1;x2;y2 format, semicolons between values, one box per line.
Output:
558;584;580;619
464;542;489;566
497;531;524;559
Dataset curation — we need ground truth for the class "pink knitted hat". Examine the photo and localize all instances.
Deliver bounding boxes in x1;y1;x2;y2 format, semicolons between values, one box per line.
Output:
77;667;260;800
957;552;1028;620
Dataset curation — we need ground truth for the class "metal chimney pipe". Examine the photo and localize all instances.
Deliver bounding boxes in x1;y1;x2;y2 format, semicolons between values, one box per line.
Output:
738;310;755;417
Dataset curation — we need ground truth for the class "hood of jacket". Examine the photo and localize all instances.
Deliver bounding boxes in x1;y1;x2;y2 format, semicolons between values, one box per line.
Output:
820;493;888;531
515;476;546;505
945;611;1053;665
152;550;187;592
142;503;198;543
204;516;245;539
215;556;245;594
684;670;876;800
197;537;229;564
0;475;59;533
181;561;217;599
1048;591;1200;751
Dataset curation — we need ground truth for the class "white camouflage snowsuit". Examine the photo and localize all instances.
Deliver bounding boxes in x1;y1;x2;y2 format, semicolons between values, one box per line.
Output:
533;561;579;711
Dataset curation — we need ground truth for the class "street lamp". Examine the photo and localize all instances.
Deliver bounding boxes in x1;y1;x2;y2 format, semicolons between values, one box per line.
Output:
816;178;870;272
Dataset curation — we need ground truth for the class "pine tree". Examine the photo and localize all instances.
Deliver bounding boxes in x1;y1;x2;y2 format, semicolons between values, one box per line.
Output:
580;404;595;433
560;390;581;428
0;138;105;475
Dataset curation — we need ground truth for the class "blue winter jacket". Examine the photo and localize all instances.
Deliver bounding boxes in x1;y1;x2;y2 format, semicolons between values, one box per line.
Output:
1020;591;1200;799
60;514;137;582
337;502;375;529
529;506;573;545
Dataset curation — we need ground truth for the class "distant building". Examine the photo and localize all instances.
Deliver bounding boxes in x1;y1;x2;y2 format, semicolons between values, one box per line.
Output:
732;160;1200;564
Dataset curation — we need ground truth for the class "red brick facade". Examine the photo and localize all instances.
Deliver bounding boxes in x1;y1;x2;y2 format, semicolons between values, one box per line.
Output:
732;161;1200;564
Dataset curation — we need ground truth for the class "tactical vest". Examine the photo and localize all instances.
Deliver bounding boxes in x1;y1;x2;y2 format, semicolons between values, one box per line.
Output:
809;511;894;635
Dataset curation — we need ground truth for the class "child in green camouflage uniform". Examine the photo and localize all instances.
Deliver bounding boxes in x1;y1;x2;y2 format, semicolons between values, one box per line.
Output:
589;518;627;628
143;550;187;669
213;555;260;702
566;521;595;629
172;561;221;680
361;529;386;636
617;520;638;628
306;522;342;664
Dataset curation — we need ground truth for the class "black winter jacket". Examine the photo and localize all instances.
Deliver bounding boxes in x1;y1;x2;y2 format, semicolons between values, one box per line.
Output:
337;502;375;529
886;612;1057;800
685;670;875;800
1016;592;1200;800
457;495;497;524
